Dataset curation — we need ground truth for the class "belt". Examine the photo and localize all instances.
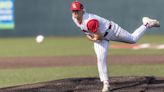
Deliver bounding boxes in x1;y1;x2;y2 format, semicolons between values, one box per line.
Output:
104;24;112;37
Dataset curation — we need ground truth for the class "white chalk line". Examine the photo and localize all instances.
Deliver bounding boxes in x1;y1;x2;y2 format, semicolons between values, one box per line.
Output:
110;43;164;50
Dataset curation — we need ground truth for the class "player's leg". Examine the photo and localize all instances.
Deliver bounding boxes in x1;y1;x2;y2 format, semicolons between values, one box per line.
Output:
106;21;146;43
94;40;110;92
106;17;160;43
94;40;109;82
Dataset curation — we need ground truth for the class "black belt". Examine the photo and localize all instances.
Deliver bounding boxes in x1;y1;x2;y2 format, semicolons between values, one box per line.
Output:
104;24;112;37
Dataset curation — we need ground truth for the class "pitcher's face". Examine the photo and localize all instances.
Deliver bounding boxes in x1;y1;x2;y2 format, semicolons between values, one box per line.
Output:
72;10;83;19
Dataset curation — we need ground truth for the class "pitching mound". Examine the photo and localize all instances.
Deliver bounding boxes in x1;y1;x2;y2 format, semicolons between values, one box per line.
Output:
1;76;164;92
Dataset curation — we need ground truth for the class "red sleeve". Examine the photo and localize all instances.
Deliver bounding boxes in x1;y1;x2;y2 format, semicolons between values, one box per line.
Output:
87;19;99;33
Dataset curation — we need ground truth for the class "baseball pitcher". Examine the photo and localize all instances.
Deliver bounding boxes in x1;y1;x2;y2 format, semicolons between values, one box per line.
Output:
70;1;160;92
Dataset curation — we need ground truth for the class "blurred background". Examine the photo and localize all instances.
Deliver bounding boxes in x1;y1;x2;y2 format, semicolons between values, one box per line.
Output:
0;0;163;37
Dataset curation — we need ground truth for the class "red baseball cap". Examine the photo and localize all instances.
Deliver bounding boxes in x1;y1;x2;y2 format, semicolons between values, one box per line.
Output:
70;1;84;11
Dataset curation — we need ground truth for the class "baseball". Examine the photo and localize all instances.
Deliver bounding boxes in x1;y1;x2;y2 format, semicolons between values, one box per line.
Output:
36;35;44;43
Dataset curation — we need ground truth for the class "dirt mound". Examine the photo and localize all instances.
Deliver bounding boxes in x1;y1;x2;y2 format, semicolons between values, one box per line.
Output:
1;76;164;92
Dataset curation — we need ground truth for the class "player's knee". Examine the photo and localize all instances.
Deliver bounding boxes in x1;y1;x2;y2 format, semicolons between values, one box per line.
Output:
129;36;137;44
130;40;137;44
125;40;136;44
97;55;106;62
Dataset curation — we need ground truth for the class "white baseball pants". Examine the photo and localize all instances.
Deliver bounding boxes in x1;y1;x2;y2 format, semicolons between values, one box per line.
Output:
94;21;147;82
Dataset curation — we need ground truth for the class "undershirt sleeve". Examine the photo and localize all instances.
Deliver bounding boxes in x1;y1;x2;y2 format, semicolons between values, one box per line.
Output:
87;19;99;33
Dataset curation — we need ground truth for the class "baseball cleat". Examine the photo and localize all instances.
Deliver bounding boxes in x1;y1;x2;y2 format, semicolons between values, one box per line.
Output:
102;83;110;92
142;17;160;28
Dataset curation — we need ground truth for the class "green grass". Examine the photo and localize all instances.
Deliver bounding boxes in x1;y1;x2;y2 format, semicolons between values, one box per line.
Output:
0;37;93;57
0;35;163;57
0;66;98;88
1;64;164;88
